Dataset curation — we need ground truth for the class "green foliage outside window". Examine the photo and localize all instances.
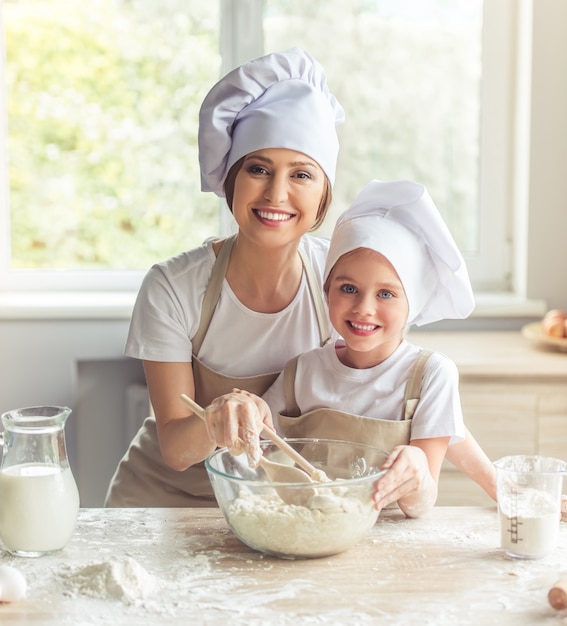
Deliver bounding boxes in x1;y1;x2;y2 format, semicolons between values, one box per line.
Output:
5;0;220;270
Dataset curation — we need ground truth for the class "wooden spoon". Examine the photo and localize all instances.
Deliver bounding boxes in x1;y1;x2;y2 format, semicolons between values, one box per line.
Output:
179;394;329;485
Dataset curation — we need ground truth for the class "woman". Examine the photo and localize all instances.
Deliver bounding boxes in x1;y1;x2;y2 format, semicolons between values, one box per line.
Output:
105;48;344;507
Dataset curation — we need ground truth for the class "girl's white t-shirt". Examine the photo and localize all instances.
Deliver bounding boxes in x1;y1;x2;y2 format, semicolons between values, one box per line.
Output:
265;339;465;444
124;235;333;377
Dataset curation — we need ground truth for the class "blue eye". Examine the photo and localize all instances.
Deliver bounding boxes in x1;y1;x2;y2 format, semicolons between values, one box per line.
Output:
378;290;394;299
340;284;357;294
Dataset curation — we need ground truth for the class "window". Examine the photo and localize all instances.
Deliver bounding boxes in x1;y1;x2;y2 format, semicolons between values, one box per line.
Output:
1;0;221;291
0;0;517;294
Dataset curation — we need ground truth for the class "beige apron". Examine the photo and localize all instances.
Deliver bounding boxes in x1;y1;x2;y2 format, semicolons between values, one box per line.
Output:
277;349;432;511
277;349;433;451
105;235;330;507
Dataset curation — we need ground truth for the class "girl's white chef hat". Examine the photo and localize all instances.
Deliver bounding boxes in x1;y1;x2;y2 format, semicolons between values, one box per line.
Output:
198;48;345;197
324;180;475;326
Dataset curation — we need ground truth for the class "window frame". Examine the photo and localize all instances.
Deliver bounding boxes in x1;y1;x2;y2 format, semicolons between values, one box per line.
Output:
0;0;521;298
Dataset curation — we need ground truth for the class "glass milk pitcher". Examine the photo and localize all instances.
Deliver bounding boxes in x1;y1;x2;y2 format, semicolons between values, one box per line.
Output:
0;406;80;557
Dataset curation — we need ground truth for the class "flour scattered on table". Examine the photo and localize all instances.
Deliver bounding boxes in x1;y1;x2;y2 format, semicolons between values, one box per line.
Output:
61;557;159;604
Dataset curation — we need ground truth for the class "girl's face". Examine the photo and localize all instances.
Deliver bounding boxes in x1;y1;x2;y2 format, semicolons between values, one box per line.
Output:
231;148;326;249
326;248;409;369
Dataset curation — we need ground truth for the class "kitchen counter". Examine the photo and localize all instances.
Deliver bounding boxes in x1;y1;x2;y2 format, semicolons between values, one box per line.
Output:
1;506;566;625
408;331;567;505
408;330;567;379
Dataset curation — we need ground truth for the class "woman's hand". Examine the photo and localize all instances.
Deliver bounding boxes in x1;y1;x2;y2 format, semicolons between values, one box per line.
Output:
204;389;274;466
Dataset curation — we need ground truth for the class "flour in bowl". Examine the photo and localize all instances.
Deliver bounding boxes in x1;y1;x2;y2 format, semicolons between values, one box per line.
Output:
226;490;378;558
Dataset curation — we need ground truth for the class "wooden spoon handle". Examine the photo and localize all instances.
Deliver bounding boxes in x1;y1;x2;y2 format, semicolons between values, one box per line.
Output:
259;425;323;478
180;393;206;420
179;393;326;480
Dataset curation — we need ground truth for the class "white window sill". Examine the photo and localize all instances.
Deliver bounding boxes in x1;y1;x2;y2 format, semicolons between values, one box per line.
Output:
0;290;548;321
0;292;138;320
469;292;547;318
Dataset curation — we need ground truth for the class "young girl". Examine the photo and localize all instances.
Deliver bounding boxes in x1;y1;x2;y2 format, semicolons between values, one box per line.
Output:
206;179;495;517
105;48;343;507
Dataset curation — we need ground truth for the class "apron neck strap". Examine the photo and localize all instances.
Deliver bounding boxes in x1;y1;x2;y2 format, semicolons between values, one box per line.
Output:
192;235;236;355
403;349;433;419
298;246;331;346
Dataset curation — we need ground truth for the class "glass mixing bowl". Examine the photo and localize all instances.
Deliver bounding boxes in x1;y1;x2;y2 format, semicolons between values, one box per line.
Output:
205;438;389;559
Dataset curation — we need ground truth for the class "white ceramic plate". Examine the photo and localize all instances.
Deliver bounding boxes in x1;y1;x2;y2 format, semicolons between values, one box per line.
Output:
521;322;567;353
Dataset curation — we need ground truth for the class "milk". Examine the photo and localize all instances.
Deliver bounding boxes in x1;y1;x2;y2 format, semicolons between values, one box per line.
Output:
499;511;559;558
498;488;560;559
0;463;80;555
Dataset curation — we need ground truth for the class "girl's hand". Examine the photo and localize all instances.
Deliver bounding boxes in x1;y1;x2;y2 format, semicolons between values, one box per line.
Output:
204;389;273;466
372;444;439;518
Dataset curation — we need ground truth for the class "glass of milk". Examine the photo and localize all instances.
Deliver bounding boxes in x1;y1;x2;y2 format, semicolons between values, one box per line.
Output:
0;406;80;557
495;455;566;559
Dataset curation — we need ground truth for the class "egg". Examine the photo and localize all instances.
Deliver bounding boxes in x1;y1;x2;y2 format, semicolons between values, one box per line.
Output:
0;564;27;602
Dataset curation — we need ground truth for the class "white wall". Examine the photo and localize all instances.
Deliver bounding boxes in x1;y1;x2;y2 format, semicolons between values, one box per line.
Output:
525;0;567;306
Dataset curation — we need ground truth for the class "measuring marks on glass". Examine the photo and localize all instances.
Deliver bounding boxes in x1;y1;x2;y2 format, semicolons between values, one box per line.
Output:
507;479;524;545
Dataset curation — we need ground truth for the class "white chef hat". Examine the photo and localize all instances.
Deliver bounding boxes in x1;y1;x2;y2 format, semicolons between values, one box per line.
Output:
324;180;475;326
198;48;345;197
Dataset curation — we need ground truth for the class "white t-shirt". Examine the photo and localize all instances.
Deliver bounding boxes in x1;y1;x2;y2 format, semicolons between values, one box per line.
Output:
125;235;333;377
266;339;465;444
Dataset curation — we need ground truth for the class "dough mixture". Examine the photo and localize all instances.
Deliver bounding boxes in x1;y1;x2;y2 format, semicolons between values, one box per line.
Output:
226;489;377;558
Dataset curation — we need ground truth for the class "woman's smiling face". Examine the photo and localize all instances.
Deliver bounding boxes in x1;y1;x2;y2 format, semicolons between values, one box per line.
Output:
231;148;326;247
326;248;410;368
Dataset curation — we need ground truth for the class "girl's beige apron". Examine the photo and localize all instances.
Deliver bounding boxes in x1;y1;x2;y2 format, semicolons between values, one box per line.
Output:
105;235;330;507
277;348;432;512
278;349;433;452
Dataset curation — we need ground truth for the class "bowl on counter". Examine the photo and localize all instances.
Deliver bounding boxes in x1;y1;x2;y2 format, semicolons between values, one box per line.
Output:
521;321;567;353
205;438;389;559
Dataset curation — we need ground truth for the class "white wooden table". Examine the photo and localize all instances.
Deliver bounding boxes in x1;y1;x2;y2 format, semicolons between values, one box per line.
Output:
1;506;566;625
